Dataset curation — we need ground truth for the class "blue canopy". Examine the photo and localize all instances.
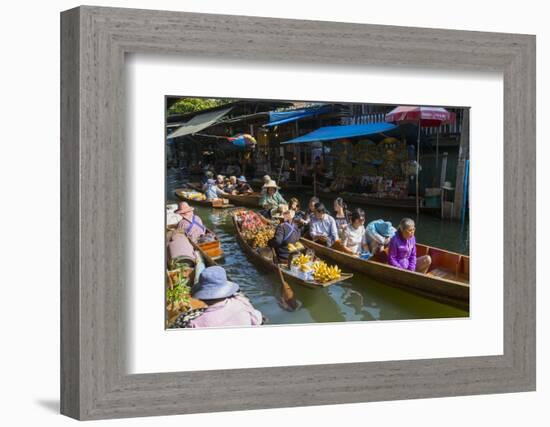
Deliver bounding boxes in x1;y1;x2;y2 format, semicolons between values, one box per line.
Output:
281;122;398;144
265;105;331;127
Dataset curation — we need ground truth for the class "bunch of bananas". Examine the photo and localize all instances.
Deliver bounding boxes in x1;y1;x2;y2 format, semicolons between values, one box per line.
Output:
185;191;206;201
287;242;304;252
291;253;311;267
248;225;275;248
312;261;342;283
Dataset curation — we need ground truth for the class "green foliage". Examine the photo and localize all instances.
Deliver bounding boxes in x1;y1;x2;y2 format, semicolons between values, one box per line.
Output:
168;98;233;115
166;282;190;305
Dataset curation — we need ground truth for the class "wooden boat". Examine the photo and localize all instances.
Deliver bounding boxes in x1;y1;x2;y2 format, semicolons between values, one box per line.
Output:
187;182;261;208
174;189;234;209
166;222;224;261
224;192;262;208
232;213;353;288
300;238;469;309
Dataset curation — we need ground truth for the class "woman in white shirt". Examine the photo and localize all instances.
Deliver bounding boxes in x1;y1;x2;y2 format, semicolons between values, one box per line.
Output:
342;208;370;256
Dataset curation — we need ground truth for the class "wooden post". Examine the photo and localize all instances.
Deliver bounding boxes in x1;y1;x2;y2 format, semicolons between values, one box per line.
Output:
294;121;302;184
453;109;470;220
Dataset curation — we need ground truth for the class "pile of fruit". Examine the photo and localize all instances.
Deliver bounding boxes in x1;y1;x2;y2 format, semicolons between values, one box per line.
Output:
290;254;342;283
183;191;206;201
287;242;304;252
242;225;275;248
291;253;312;270
237;210;264;231
312;261;342;283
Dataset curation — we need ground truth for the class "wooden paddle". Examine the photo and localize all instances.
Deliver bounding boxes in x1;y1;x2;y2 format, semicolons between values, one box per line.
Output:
271;248;300;311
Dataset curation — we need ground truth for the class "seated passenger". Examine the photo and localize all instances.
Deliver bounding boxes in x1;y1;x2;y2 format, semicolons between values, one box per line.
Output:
187;266;263;328
224;176;238;193
309;203;339;247
333;197;349;241
204;178;227;201
387;218;431;273
365;219;396;255
288;197;306;225
268;209;301;262
234;176;253;194
342;208;370;256
175;202;206;243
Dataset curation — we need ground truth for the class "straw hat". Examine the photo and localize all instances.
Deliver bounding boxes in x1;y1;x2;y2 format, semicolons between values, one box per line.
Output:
263;180;280;189
262;175;271;183
174;201;194;215
271;204;289;219
191;266;239;300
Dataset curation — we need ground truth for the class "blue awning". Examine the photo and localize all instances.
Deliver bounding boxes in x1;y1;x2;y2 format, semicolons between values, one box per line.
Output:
264;105;331;127
281;122;398;144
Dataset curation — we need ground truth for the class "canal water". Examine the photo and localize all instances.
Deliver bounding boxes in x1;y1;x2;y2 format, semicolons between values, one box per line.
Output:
167;170;469;325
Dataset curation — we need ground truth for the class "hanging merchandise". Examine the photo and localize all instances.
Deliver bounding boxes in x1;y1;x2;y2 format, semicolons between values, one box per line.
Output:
228;133;257;149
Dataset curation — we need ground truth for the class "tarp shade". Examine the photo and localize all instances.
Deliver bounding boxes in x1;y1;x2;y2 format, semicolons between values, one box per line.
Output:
264;105;331;127
281;122;398;144
167;106;233;140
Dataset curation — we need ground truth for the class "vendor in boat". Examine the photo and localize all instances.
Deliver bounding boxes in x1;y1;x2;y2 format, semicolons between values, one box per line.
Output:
309;202;339;247
183;266;263;328
233;176;253;195
268;208;301;263
387;218;432;273
260;175;271;195
365;219;396;255
333;197;350;241
204;178;227;201
175;202;206;243
342;208;370;257
259;180;287;217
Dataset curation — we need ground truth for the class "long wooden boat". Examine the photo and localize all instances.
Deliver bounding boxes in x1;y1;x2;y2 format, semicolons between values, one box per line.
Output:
232;213;353;288
187;182;261;208
224;192;262;208
174;189;234;209
300;238;469;309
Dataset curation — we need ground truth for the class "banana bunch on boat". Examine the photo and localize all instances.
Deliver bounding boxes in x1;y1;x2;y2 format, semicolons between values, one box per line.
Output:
312;261;342;283
286;242;304;252
183;191;206;201
291;253;312;271
242;225;275;248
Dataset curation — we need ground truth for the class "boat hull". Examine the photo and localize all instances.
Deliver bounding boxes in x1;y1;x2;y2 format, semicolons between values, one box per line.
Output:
301;238;469;309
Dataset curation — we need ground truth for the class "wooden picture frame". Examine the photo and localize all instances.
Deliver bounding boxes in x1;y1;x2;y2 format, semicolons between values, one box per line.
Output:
60;6;536;420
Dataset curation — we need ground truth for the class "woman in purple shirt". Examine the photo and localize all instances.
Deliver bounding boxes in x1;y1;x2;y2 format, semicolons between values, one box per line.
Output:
387;218;432;274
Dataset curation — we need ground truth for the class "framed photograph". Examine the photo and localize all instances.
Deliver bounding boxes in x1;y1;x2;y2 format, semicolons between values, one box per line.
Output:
61;6;535;420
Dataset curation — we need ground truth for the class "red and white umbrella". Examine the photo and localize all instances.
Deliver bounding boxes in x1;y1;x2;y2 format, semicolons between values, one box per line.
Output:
385;106;455;128
385;106;456;217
